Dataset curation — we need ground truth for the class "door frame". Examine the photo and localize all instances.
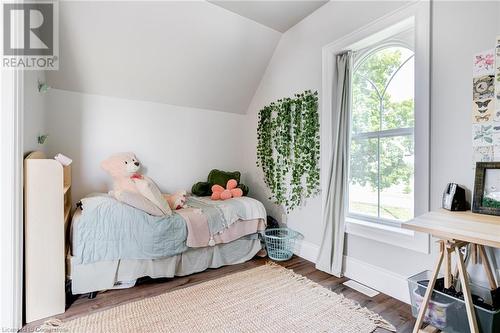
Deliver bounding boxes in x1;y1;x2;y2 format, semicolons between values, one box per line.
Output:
0;69;24;330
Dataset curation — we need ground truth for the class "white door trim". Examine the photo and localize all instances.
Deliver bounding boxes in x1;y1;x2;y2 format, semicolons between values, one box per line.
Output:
0;69;24;330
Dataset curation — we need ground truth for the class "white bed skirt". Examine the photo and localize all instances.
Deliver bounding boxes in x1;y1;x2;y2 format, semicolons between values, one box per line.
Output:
69;238;263;294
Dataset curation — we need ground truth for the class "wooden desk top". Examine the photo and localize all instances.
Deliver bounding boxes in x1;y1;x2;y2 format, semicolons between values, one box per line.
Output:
402;209;500;248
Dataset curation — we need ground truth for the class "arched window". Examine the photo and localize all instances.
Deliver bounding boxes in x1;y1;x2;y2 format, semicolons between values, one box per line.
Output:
348;45;415;223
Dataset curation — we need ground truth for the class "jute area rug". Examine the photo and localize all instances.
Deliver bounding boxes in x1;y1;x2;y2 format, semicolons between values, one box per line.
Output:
41;263;395;333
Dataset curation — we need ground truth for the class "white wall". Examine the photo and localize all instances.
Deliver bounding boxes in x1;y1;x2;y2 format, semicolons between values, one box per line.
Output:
430;1;498;210
428;0;500;287
243;0;410;248
46;89;250;203
23;71;47;154
243;0;500;298
46;1;281;114
349;0;500;279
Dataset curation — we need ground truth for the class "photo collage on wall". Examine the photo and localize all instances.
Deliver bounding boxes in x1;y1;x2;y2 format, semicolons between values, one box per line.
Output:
472;37;500;165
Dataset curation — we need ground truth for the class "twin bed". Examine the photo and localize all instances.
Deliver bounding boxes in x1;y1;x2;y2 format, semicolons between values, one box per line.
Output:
68;194;267;294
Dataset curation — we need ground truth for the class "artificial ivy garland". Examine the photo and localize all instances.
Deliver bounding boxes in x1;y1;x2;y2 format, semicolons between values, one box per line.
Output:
256;90;320;212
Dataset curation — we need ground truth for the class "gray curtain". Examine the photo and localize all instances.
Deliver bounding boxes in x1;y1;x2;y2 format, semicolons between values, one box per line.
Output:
316;51;353;277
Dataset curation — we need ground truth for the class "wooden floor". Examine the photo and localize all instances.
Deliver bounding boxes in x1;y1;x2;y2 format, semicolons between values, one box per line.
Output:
24;256;416;332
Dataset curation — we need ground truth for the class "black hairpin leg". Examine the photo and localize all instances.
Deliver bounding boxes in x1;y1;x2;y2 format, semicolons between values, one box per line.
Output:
88;292;98;299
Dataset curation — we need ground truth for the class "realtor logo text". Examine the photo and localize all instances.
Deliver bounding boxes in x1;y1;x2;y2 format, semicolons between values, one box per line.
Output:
2;1;59;70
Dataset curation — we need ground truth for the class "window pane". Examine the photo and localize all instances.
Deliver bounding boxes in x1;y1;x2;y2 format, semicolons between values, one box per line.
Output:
352;71;380;134
356;47;408;95
349;44;416;224
382;54;414;130
352;46;415;135
349;138;378;218
379;136;414;221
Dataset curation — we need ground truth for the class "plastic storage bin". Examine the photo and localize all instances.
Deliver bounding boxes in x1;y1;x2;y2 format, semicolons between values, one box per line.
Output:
262;228;300;261
408;270;500;333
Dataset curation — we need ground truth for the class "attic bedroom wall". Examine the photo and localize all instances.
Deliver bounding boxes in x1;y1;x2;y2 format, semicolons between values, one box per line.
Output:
23;71;47;155
243;0;411;258
46;1;281;114
243;0;500;301
43;1;280;202
45;91;249;203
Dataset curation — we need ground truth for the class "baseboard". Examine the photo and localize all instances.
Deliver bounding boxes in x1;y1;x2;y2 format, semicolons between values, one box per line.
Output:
293;240;410;304
294;239;320;264
343;256;410;304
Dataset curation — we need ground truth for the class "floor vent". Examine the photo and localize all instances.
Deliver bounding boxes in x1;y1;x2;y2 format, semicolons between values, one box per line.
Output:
343;280;380;297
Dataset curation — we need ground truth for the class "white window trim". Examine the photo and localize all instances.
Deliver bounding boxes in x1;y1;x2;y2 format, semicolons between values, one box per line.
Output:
345;217;430;253
321;1;430;254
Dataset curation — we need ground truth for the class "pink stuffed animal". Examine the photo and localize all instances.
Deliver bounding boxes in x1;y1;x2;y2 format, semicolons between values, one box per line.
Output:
163;191;187;210
101;153;186;214
211;179;243;200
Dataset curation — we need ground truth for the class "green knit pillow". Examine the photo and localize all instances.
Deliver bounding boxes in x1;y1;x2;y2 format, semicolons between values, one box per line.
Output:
207;169;241;187
191;169;249;196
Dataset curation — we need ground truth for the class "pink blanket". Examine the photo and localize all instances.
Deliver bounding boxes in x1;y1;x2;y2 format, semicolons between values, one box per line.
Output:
176;207;266;248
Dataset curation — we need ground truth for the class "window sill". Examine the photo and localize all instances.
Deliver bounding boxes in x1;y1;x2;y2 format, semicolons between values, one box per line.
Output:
345;217;430;254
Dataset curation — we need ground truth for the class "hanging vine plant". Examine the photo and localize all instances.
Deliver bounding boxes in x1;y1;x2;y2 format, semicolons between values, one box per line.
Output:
256;90;320;212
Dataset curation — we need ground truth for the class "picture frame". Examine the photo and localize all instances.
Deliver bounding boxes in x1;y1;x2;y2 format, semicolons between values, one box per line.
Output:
473;162;500;215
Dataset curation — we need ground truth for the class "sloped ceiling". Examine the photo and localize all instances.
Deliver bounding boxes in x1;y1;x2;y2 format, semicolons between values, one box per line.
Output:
47;1;282;114
209;0;328;33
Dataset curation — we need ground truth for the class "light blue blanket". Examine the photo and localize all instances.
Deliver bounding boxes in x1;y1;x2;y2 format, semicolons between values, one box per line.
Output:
74;195;187;265
186;196;267;236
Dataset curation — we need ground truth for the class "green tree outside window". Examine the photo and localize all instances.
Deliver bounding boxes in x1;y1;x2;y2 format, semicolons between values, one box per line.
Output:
349;46;415;222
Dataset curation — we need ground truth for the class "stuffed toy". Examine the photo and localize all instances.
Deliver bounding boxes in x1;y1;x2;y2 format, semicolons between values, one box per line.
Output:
164;191;187;210
211;179;243;200
101;153;186;215
192;169;249;197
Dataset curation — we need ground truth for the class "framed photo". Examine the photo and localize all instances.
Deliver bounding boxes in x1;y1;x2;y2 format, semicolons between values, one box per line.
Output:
473;162;500;215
